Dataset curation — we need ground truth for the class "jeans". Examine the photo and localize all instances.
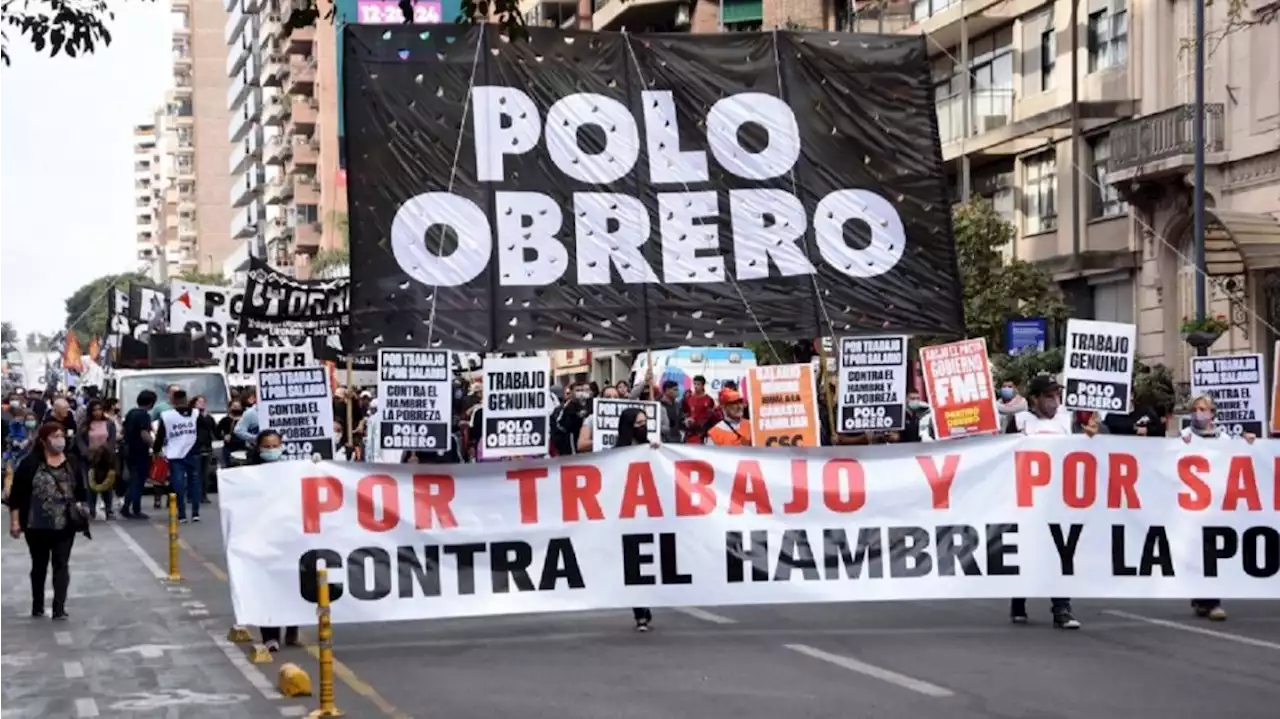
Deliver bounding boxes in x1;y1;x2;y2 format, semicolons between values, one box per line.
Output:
27;530;75;615
167;454;201;520
1011;597;1072;615
125;454;150;516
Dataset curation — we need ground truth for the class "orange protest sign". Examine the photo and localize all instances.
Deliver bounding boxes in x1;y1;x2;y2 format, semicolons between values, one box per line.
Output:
919;338;1001;440
747;363;821;447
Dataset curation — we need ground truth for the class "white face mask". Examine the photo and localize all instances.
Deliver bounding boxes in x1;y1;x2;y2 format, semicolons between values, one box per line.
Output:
47;437;66;454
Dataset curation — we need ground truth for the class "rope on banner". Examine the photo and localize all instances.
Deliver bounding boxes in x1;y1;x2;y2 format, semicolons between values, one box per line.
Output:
620;31;785;365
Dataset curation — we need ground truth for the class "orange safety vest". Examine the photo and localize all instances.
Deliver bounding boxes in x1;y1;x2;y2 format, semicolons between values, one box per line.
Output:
706;419;752;447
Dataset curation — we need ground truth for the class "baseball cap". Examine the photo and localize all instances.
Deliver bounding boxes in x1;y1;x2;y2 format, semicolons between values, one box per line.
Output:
719;388;744;405
1026;375;1060;398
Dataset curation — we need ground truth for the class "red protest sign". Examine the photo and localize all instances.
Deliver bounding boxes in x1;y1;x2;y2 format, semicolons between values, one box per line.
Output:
919;338;1001;440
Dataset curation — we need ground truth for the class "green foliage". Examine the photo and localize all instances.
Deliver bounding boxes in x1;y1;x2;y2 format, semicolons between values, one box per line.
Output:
175;270;231;287
24;332;55;352
991;349;1064;391
1133;360;1177;416
0;322;17;347
950;198;1069;352
64;272;156;345
310;211;351;277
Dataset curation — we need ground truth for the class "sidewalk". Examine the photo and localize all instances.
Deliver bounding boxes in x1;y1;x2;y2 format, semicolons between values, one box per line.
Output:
0;518;308;718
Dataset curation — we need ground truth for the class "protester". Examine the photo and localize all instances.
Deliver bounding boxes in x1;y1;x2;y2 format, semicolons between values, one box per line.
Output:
120;390;156;520
251;429;299;650
1007;375;1095;629
76;399;117;520
996;379;1027;432
192;395;217;499
899;389;929;443
657;380;684;443
8;422;89;620
706;388;751;446
575;386;621;452
550;382;590;456
1179;393;1257;622
615;406;658;632
233;388;261;445
218;400;247;467
680;375;716;444
45;398;77;440
153;390;201;523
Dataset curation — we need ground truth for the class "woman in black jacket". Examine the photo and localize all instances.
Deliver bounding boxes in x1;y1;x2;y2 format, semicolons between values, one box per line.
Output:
8;422;89;619
615;407;657;632
192;395;218;499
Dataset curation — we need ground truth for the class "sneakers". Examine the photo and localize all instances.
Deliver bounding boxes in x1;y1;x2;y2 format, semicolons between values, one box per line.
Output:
52;611;69;621
1053;611;1082;630
179;517;189;524
1207;606;1227;621
131;512;150;520
634;620;651;633
192;516;201;523
264;639;281;652
1010;611;1028;624
1192;601;1227;621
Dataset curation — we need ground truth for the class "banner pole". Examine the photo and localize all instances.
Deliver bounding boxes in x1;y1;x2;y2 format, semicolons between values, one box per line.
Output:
345;356;355;459
310;568;343;718
166;493;181;582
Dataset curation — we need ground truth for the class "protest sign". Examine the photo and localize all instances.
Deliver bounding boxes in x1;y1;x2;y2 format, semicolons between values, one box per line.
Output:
836;335;908;433
746;364;820;447
591;399;660;452
257;367;335;460
1063;319;1135;413
919;338;999;440
1190;353;1268;437
376;349;452;452
219;437;1280;627
481;356;552;459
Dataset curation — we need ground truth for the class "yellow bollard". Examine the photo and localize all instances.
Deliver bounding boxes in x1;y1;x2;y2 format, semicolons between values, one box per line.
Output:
309;568;343;718
279;662;313;696
167;493;181;582
250;644;274;664
227;625;253;643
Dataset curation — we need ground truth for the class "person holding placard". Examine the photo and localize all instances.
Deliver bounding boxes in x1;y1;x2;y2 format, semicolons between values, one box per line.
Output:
575;386;621;453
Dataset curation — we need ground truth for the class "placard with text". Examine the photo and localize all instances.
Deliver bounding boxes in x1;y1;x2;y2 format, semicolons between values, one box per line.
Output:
481;356;552;459
376;349;453;452
837;335;908;433
1063;319;1135;414
257;367;335;460
747;364;820;447
919;338;999;440
1190;353;1267;437
591;399;660;452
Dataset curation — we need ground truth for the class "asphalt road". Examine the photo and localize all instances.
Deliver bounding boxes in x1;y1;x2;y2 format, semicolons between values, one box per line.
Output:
6;499;1280;719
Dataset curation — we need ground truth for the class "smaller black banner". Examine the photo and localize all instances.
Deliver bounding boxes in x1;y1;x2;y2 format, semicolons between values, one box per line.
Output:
238;257;349;341
1063;379;1129;413
377;349;453;452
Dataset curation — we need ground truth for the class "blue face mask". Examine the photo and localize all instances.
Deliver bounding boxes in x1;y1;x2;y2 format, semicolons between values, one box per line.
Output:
1000;387;1016;401
260;448;284;462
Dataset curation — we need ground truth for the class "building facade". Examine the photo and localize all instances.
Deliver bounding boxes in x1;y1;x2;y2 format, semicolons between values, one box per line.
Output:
133;121;162;280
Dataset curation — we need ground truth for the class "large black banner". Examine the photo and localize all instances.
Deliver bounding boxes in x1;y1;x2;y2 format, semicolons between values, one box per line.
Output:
238;257;350;341
343;26;962;352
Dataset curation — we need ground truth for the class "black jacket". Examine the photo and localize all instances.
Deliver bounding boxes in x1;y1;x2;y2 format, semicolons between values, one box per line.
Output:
8;452;88;531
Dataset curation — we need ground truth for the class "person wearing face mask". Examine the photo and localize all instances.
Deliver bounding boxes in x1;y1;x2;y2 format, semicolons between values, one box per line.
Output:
218;401;247;468
614;407;660;631
1007;375;1096;629
900;390;930;443
153;390;201;523
576;386;622;452
191;396;217;500
251;430;299;650
996;380;1028;433
706;388;752;447
9;422;90;620
76;400;117;520
1179;394;1256;622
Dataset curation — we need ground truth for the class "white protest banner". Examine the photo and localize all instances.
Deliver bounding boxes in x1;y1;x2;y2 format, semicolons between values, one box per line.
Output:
1190;353;1268;437
257;366;335;459
481;356;551;459
591;398;659;452
1063;319;1135;414
169;281;315;384
837;335;908;433
376;349;452;452
219;437;1280;627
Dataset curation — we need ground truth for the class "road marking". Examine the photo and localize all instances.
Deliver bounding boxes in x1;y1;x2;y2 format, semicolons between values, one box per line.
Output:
1103;610;1280;651
54;631;73;647
203;561;229;580
188;609;210;617
783;644;954;698
673;606;738;625
74;698;99;717
111;524;166;580
182;601;206;608
208;631;282;701
63;661;84;679
115;644;187;659
303;643;414;719
280;707;308;717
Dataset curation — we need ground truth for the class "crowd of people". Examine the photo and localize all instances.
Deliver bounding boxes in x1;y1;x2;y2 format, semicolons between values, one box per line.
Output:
0;362;1261;634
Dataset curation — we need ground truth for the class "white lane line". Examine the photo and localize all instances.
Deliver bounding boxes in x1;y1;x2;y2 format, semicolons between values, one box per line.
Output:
54;631;73;647
672;606;738;625
209;630;283;700
182;601;206;608
784;644;955;698
1103;610;1280;651
63;661;84;679
74;698;99;717
188;609;210;617
279;707;308;717
110;524;166;580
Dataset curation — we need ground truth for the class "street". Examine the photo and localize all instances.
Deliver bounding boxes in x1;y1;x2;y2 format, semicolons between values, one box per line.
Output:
4;498;1279;719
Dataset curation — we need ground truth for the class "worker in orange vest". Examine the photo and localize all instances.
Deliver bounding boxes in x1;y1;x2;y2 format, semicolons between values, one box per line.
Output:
706;388;752;447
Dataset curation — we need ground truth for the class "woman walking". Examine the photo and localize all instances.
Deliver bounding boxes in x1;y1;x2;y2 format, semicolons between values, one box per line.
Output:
615;407;659;632
252;429;299;651
8;422;89;619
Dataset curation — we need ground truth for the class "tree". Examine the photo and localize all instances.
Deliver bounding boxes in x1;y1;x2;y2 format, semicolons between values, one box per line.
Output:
174;269;230;287
64;272;156;344
0;321;17;348
949;197;1069;353
24;331;54;352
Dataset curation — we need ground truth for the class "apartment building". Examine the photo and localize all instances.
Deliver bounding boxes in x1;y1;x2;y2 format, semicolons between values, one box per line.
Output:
133;122;162;280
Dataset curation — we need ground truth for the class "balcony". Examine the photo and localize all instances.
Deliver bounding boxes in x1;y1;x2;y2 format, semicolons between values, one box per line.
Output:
224;1;249;45
172;45;191;67
227;68;258;111
292;175;320;205
228;89;262;142
229;169;261;208
228;134;262;175
175;162;196;181
290;96;318;127
264;135;292;165
231;206;259;239
265;175;294;204
286;61;317;96
260;53;287;87
263;95;288;125
266;216;292;244
259;13;283;49
227;34;252;77
178;221;197;240
1107;104;1226;181
287;136;319;171
294;220;321;253
285;25;315;54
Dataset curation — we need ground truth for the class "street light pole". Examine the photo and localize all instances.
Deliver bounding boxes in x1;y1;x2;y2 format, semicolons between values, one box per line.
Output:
1192;0;1208;339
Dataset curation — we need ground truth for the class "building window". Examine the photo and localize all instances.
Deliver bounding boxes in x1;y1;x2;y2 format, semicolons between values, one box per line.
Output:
1024;150;1057;234
297;204;320;224
912;0;955;22
932;26;1014;142
1089;134;1128;219
973;161;1016;224
1087;5;1128;72
1039;22;1056;91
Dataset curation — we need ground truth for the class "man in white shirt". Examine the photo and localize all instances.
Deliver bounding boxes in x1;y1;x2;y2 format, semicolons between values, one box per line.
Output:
1007;375;1094;630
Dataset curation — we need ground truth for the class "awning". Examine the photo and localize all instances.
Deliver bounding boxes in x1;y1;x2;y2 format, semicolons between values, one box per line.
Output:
1204;210;1280;276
